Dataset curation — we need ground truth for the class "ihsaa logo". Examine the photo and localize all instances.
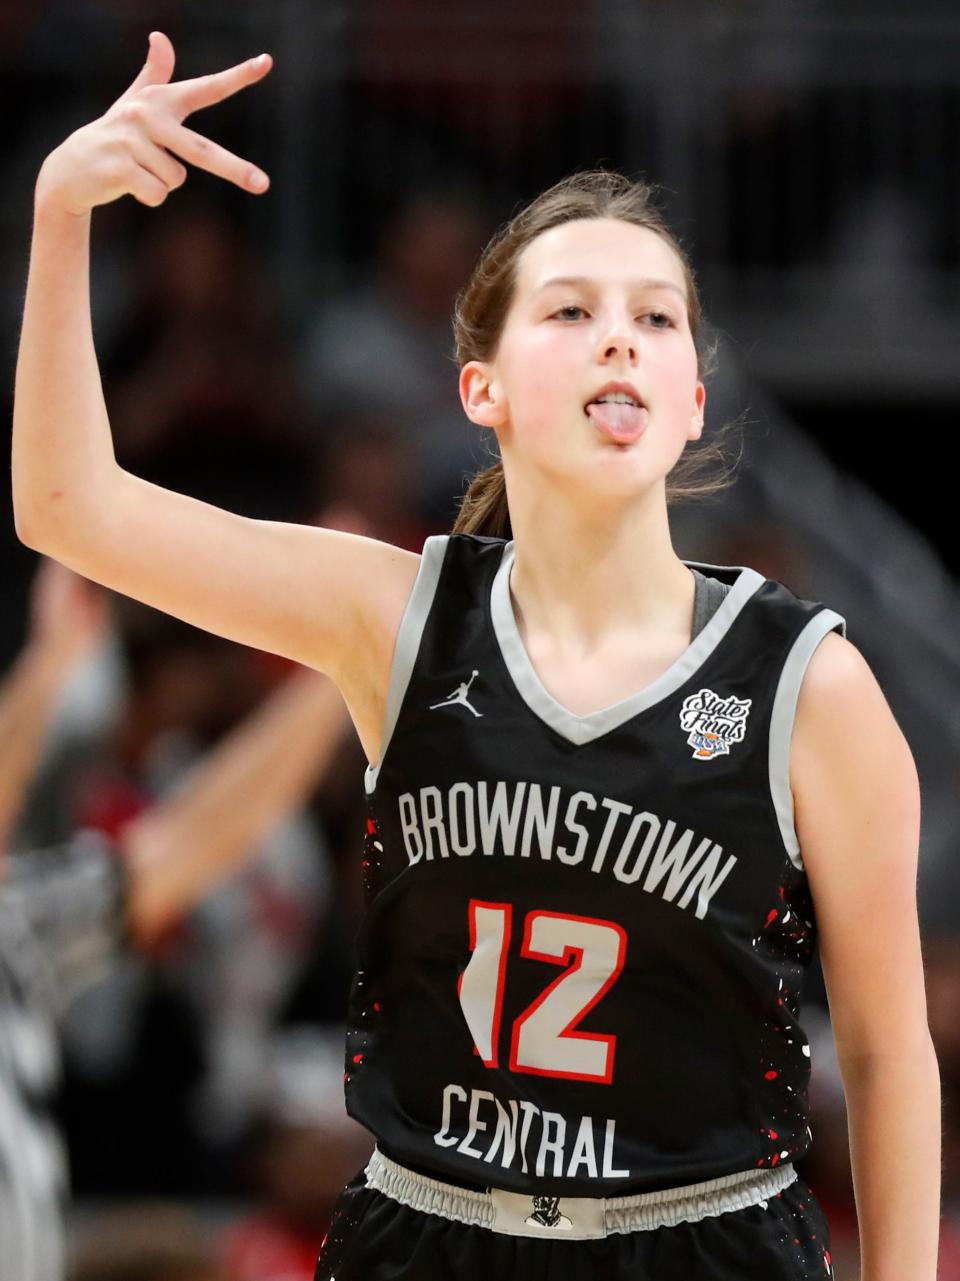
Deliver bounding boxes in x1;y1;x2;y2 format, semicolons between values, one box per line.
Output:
679;688;752;761
524;1195;572;1230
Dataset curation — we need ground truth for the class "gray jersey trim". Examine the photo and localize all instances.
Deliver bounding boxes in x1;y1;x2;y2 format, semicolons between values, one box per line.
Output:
769;609;848;872
365;534;450;796
690;568;733;640
490;542;766;747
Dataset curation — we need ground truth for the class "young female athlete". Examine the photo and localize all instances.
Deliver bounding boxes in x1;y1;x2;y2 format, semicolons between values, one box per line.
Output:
12;32;941;1281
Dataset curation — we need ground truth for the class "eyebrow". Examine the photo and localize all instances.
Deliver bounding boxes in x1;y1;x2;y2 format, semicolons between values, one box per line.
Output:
533;275;686;300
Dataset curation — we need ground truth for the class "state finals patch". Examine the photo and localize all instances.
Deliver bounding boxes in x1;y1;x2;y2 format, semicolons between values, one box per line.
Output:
679;688;752;761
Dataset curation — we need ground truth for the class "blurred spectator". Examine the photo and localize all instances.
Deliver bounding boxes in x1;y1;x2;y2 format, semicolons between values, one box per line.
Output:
14;601;270;851
120;404;320;529
0;559;354;1279
29;602;338;1195
69;1203;226;1281
299;188;493;523
353;0;586;151
223;1025;374;1281
2;560;354;1181
311;416;438;551
102;197;304;469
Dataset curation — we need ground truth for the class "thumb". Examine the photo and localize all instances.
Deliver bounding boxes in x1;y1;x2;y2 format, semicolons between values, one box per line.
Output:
119;30;176;100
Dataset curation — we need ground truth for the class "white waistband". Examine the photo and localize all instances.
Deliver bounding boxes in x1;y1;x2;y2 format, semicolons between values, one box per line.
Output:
363;1146;798;1240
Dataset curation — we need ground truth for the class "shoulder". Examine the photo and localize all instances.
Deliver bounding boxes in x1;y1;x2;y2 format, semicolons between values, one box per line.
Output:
793;629;894;741
795;627;865;701
792;629;913;772
790;629;920;860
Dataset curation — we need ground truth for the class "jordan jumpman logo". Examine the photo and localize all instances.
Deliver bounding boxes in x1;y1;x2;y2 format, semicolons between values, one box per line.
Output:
429;670;483;718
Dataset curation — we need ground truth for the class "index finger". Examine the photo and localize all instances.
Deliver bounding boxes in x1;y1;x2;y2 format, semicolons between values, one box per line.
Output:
168;51;272;119
150;117;269;192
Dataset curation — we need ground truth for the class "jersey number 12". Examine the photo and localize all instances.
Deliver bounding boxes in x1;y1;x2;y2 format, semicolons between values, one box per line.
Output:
457;899;627;1084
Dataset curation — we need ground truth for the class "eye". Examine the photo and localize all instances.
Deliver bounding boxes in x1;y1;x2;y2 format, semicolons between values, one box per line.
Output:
644;311;675;329
551;305;587;321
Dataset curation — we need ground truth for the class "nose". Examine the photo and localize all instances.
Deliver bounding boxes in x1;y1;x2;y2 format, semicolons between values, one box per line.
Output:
597;321;638;363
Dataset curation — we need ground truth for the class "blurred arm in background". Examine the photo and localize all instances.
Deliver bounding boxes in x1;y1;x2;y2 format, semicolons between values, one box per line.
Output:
0;557;353;939
120;652;349;945
0;555;354;1281
0;558;106;858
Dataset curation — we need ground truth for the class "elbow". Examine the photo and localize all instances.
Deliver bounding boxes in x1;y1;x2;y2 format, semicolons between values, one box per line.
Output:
13;461;122;558
12;478;75;555
12;498;52;553
13;501;41;550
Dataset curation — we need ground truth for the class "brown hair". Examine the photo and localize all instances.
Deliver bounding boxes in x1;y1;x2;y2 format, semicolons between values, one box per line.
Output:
450;169;741;538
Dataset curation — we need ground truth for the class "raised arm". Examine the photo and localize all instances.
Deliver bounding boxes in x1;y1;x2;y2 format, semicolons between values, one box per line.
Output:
12;32;417;695
119;664;350;944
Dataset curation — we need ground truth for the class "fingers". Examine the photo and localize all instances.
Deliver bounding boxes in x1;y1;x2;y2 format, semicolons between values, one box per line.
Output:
150;116;268;193
119;30;176;103
129;135;188;194
101;37;272;208
168;52;272;119
127;162;174;209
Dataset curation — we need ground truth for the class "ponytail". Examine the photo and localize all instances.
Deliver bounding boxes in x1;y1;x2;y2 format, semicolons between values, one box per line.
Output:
451;460;512;538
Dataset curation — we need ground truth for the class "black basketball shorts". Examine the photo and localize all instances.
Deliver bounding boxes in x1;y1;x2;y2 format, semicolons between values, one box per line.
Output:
313;1149;834;1281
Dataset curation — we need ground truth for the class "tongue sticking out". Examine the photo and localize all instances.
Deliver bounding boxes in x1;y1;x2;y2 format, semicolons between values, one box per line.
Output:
586;401;648;443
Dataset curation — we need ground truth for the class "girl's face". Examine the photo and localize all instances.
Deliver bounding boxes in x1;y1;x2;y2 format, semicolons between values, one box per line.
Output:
460;217;705;498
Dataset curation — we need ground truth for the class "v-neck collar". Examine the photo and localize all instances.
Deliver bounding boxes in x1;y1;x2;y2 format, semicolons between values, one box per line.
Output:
489;540;765;746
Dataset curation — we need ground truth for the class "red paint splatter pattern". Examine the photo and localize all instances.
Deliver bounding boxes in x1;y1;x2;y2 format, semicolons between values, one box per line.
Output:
343;801;386;1091
753;1176;836;1278
752;858;818;1173
360;804;386;902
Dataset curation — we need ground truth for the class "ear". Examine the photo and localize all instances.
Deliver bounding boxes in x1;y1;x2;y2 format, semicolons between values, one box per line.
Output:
688;381;706;441
460;361;507;428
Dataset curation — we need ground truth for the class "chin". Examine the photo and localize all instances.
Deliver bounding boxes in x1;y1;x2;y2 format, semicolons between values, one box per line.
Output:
557;462;662;503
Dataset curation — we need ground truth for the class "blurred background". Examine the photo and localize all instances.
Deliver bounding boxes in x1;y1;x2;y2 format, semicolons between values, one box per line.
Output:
1;1;959;1278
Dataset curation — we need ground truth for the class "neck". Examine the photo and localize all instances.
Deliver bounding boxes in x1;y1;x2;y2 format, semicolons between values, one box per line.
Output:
504;475;696;652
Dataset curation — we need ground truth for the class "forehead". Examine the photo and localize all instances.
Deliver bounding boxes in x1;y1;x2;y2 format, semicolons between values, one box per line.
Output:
515;217;686;298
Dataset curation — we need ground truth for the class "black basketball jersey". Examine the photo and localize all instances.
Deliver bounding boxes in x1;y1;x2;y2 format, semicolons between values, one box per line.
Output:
343;533;846;1197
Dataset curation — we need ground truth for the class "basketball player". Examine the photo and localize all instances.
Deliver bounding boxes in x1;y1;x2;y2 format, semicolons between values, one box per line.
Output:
12;31;940;1280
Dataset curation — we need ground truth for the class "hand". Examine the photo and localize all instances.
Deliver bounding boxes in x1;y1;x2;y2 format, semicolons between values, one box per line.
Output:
35;31;272;217
27;557;109;669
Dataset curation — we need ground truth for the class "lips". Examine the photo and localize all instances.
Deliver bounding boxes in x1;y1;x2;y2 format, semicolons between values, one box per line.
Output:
586;380;645;407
